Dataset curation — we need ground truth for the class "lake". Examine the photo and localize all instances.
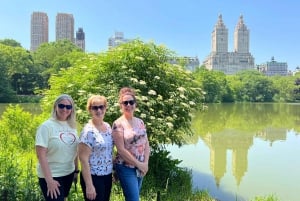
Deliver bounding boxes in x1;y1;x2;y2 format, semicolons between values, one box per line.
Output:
167;103;300;201
0;103;42;117
1;103;299;200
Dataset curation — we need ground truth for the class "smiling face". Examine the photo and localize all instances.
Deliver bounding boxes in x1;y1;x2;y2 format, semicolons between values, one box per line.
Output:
120;94;136;116
89;98;107;120
56;99;72;121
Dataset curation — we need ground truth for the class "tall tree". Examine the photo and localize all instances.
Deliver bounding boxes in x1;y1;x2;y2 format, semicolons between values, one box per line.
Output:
42;40;205;149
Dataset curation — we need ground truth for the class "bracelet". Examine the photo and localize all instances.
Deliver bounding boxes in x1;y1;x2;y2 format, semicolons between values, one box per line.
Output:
74;170;80;174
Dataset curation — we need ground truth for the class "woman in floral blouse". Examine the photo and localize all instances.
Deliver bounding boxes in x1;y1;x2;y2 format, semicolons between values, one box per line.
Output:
79;95;113;201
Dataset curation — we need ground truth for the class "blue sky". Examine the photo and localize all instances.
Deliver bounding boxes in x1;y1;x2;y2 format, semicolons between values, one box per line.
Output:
1;0;299;70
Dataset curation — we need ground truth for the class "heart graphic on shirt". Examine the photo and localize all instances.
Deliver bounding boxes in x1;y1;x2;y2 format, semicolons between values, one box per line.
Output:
60;132;76;145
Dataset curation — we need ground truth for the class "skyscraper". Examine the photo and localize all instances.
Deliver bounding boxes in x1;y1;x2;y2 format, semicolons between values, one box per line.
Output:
56;13;74;42
108;31;130;48
203;15;255;74
75;27;85;51
30;12;48;51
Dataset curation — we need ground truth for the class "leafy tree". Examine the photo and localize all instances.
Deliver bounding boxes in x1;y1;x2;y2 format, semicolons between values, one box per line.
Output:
33;39;83;74
271;75;295;102
0;43;35;100
232;70;276;102
41;39;205;150
32;40;83;92
0;39;22;48
194;66;233;102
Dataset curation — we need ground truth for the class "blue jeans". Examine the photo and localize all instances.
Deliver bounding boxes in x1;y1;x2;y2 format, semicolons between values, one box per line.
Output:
115;163;143;201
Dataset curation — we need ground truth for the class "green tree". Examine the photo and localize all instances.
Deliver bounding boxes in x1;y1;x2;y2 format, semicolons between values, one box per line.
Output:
41;39;204;150
271;75;295;102
32;40;83;92
194;66;233;103
0;39;22;48
231;70;276;102
0;43;35;100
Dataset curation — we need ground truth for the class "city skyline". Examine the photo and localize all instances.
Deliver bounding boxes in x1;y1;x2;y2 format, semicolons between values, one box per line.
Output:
0;0;299;69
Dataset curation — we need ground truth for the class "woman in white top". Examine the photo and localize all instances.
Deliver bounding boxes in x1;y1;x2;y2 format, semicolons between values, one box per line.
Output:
79;95;113;201
35;94;79;201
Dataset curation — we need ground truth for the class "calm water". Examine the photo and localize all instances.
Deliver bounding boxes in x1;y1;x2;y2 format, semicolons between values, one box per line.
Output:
0;103;41;117
167;103;300;201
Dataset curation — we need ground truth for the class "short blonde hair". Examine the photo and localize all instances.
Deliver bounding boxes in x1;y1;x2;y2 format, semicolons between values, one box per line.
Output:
86;95;108;111
51;94;76;129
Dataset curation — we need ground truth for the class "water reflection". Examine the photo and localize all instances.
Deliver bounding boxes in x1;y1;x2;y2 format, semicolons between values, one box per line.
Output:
169;103;300;201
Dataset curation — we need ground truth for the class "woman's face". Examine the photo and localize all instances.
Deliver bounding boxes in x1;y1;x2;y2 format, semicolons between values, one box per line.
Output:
120;94;136;115
89;99;106;120
56;99;72;121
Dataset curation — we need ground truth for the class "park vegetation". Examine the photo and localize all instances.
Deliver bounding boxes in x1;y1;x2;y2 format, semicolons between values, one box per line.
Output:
0;38;283;200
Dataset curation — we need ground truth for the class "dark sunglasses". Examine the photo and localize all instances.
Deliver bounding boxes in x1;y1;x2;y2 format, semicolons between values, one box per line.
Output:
58;103;72;110
122;100;135;106
91;105;106;111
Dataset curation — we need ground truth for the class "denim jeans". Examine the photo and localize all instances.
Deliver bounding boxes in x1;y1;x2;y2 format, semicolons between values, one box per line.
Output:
115;163;143;201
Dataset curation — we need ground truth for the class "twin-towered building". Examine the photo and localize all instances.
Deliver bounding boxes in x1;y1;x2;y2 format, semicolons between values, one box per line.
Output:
203;14;255;75
30;12;85;51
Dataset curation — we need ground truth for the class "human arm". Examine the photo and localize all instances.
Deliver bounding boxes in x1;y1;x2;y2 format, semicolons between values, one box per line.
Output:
78;143;96;200
36;145;61;199
140;139;150;176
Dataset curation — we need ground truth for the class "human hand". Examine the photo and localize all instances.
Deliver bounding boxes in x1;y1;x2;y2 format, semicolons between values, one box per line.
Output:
86;185;97;200
137;162;148;176
46;179;61;199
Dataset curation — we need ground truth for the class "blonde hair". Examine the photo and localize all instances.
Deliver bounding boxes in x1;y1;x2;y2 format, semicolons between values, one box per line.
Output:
118;87;136;104
51;94;77;129
86;95;108;111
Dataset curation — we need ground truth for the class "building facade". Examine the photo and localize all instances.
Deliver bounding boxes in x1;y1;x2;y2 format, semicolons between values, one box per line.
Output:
30;12;48;51
258;57;288;76
56;13;74;42
203;15;255;74
169;57;200;71
108;31;130;48
75;27;85;51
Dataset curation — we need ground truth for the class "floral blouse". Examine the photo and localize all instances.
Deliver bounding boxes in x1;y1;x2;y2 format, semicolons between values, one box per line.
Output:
112;117;148;168
79;122;113;175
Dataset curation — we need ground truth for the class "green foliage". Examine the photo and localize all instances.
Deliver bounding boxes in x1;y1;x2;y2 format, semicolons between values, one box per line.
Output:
42;39;204;149
0;43;35;99
144;149;182;191
228;70;277;102
0;104;41;151
250;195;280;201
270;75;295;102
194;67;234;102
0;39;22;47
0;152;43;201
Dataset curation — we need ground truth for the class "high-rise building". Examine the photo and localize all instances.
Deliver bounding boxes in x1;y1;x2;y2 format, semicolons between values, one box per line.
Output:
203;15;255;74
30;12;48;51
108;31;130;48
75;28;85;51
56;13;74;42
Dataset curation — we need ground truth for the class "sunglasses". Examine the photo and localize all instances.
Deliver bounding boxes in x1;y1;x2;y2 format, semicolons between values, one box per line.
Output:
122;100;135;106
91;105;106;111
58;103;73;110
